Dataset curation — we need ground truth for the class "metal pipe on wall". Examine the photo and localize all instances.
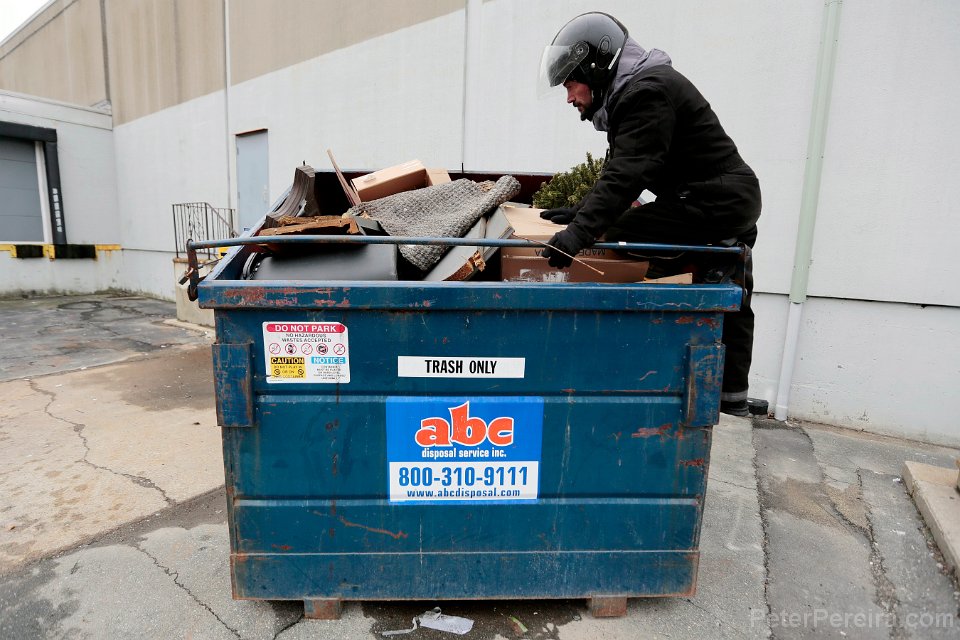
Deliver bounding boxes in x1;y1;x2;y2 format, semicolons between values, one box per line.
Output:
460;0;482;173
222;0;234;219
774;0;843;421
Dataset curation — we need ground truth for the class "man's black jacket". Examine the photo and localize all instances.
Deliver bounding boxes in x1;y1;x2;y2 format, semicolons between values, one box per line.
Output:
570;64;758;242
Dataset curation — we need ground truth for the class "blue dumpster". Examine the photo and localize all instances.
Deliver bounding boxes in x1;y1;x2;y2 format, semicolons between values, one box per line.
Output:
191;233;742;618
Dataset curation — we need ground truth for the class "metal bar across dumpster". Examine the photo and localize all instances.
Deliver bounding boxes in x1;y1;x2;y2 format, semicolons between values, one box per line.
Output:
195;234;742;618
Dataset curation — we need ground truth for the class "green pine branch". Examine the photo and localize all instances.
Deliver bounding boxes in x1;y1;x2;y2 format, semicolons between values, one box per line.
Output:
532;152;606;209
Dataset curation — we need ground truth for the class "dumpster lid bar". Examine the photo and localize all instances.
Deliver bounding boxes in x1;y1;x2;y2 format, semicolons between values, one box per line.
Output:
197;279;742;312
187;235;744;254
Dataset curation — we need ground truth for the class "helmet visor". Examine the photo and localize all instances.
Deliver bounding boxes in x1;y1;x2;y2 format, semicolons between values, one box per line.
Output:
538;42;589;95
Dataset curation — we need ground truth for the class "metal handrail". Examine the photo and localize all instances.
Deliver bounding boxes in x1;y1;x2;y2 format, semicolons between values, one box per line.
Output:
185;234;747;302
172;202;236;259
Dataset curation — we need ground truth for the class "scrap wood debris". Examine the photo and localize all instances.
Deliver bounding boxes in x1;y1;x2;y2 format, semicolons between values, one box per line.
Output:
256;216;360;237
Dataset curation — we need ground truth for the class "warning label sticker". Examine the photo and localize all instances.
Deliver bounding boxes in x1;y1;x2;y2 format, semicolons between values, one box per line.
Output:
262;322;350;384
269;356;305;379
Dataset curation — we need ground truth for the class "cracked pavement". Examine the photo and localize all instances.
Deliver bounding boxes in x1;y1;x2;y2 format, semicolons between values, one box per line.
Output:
2;294;959;638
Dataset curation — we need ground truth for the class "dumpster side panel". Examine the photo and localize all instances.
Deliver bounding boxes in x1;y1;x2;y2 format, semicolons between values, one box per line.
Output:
229;308;721;395
208;280;735;602
226;396;707;499
232;550;698;600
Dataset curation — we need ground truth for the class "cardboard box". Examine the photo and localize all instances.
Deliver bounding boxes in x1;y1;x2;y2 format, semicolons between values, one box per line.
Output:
351;162;452;202
644;273;694;284
352;160;426;201
502;255;649;284
425;168;451;186
499;204;626;259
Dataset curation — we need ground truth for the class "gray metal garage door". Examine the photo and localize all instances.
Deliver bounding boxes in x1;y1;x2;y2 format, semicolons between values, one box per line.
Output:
0;135;44;242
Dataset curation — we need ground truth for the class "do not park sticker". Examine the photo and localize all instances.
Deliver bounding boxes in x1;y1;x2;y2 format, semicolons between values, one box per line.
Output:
262;322;350;383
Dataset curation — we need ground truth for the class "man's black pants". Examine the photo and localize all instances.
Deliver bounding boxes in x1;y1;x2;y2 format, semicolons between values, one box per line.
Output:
603;169;761;400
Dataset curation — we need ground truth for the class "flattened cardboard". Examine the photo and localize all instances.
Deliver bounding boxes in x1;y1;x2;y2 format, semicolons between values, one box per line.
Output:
499;204;626;259
425;168;451;186
502;255;649;284
500;204;563;241
326;150;361;207
644;273;694;284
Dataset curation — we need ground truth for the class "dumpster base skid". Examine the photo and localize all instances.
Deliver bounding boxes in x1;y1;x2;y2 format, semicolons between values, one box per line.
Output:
297;595;653;620
589;596;629;617
303;598;342;620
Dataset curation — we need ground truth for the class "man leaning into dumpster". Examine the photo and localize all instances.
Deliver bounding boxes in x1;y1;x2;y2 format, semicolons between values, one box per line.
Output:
538;12;762;417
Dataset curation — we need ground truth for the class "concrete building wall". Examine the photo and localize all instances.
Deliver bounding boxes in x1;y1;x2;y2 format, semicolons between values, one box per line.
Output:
808;0;960;307
1;0;958;444
228;9;467;197
103;0;226;125
228;0;464;85
0;0;107;108
751;295;960;447
113;90;229;296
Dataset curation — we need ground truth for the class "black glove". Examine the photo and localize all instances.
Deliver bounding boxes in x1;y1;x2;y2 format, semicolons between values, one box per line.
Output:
539;207;578;225
542;226;594;269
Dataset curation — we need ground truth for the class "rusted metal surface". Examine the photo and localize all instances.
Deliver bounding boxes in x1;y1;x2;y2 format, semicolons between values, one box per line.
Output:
631;423;672;438
589;596;628;618
186;242;201;301
681;344;725;427
336;516;409;541
303;598;342;620
211;342;253;428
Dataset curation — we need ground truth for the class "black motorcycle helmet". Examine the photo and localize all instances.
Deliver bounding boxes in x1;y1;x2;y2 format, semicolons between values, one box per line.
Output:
539;12;628;118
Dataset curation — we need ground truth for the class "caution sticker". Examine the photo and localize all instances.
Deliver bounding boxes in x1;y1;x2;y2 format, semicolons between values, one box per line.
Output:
262;322;350;384
269;356;305;379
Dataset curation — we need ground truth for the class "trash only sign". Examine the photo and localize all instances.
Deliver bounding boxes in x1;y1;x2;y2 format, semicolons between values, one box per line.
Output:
386;396;543;503
262;322;350;383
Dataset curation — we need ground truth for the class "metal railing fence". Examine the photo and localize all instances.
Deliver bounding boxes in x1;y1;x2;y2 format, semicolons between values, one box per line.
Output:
172;202;236;259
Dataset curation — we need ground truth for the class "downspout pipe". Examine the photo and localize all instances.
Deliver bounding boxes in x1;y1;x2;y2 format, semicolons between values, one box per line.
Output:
774;0;843;421
222;0;234;223
460;0;481;172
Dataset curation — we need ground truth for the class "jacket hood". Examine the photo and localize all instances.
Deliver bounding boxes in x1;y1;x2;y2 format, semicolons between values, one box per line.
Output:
591;38;672;132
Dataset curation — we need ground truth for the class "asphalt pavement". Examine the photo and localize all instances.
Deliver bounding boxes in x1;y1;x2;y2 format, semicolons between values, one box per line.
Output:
1;294;958;639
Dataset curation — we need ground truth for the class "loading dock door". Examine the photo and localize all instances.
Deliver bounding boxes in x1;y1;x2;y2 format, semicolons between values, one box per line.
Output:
0;136;44;241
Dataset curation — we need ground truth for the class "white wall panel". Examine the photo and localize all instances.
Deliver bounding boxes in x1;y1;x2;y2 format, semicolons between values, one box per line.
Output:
777;297;959;446
113;91;229;256
810;0;960;306
747;292;789;409
118;249;178;300
467;0;823;295
228;10;466;203
0;251;122;295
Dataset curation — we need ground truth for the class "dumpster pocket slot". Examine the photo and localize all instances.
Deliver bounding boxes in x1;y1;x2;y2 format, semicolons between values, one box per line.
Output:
213;342;255;428
681;344;724;427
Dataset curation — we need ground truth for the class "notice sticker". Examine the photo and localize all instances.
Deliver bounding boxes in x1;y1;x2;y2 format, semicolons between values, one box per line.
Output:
262;322;350;383
386;396;543;503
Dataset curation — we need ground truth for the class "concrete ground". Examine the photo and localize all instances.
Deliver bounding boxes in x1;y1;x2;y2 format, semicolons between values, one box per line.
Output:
1;293;958;639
